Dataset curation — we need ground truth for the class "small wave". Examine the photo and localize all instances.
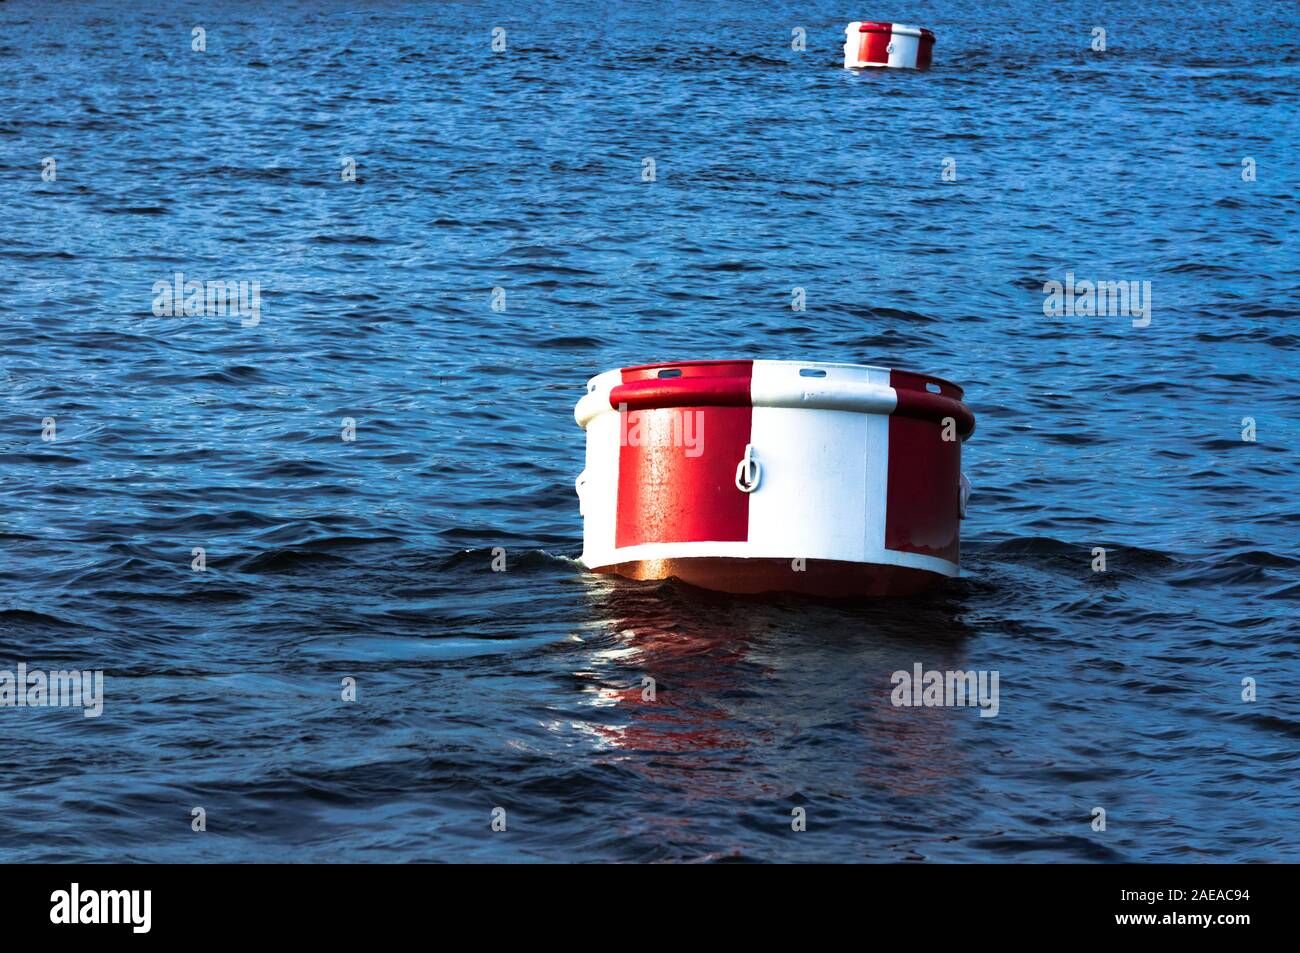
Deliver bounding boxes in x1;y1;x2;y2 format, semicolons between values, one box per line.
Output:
236;548;353;573
437;548;581;573
100;206;169;216
1229;713;1300;739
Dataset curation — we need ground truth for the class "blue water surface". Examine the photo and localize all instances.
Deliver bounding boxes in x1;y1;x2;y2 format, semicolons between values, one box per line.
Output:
0;0;1297;862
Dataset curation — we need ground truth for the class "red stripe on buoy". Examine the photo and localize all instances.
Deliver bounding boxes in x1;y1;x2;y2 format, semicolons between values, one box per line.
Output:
916;30;935;69
885;369;962;563
884;415;961;563
858;22;893;64
614;362;754;548
609;360;752;412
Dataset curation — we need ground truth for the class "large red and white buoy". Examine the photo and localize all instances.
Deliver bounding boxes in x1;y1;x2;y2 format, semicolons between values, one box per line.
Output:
574;360;975;598
843;21;935;70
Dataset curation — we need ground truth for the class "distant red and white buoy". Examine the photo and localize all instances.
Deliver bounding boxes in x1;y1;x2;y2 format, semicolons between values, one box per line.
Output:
574;360;975;598
843;21;935;70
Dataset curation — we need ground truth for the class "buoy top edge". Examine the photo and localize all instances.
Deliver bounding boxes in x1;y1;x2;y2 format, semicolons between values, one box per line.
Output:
849;21;935;41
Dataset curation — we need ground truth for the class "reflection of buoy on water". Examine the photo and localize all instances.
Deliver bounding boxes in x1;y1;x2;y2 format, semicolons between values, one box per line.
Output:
573;360;975;598
844;21;935;70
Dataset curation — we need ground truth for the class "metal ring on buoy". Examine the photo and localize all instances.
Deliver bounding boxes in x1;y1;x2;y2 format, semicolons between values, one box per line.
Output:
735;444;761;493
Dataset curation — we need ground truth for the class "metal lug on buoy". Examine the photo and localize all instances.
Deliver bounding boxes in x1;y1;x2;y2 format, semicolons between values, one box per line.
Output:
735;444;761;493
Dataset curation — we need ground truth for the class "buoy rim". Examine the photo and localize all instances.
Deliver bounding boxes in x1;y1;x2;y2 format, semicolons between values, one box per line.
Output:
852;21;935;42
576;360;974;439
607;359;962;395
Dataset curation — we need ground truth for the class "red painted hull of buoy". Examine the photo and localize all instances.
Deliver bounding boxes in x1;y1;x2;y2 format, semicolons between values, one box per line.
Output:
595;557;945;598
